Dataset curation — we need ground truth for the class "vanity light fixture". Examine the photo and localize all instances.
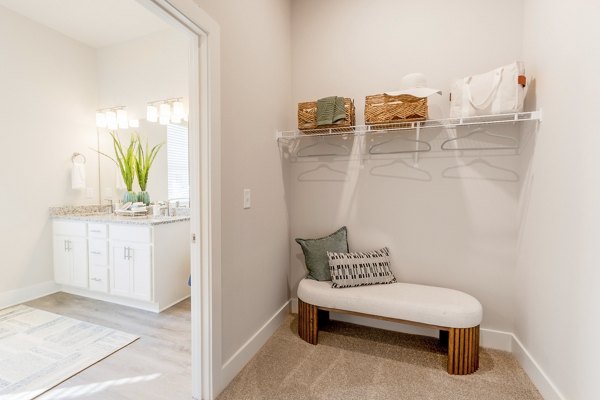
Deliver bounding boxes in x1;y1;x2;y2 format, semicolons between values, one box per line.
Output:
159;103;171;125
146;98;186;125
106;110;118;130
171;101;184;124
96;106;129;130
147;105;158;123
117;109;129;129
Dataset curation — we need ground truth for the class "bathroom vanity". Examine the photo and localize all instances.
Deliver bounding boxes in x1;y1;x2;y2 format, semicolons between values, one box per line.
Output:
52;212;190;312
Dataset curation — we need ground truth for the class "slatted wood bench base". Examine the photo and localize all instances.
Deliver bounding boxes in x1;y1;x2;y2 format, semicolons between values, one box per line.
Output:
298;299;479;375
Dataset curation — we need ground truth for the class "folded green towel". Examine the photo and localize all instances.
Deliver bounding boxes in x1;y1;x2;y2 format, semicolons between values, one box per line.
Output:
316;96;336;126
333;97;346;123
317;96;346;126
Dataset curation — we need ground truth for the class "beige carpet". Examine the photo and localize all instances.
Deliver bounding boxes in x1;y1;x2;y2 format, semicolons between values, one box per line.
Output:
218;315;542;400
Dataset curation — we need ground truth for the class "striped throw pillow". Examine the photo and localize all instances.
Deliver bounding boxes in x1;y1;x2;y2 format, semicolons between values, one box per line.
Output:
327;247;397;288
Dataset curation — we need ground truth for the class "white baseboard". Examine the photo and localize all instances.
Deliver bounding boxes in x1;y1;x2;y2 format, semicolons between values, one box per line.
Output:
331;313;514;351
512;334;566;400
0;281;59;309
479;327;513;352
61;286;161;313
220;300;291;391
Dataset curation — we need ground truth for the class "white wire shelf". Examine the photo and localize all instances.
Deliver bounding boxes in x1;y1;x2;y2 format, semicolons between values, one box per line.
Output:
276;110;542;141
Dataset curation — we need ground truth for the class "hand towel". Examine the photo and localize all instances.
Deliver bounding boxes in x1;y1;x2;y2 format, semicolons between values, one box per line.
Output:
71;161;86;190
316;96;336;126
333;97;346;123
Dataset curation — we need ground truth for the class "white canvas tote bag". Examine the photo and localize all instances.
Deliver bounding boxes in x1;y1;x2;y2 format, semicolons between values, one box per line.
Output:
450;62;526;118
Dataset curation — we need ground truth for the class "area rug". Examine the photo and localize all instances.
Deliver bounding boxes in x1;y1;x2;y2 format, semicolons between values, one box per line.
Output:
0;305;139;400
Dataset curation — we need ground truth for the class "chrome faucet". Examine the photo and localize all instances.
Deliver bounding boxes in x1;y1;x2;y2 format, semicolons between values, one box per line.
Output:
105;198;114;214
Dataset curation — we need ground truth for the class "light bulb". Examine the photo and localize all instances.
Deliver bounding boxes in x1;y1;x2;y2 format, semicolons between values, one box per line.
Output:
159;103;170;117
171;101;184;123
96;112;107;128
117;109;128;129
159;103;171;125
129;119;140;128
106;111;117;130
147;105;158;123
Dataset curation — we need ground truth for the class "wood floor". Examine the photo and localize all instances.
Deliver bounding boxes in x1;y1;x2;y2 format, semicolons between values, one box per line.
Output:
25;292;191;400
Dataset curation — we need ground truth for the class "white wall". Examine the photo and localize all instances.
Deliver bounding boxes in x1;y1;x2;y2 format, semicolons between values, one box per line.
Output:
96;29;189;121
191;0;292;390
516;1;600;398
0;6;97;297
289;0;524;333
95;29;190;202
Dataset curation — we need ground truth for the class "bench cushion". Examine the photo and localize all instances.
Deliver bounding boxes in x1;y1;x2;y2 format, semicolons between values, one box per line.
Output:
297;279;482;329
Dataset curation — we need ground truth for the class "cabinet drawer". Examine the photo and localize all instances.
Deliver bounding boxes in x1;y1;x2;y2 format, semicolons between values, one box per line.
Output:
88;239;108;266
110;225;152;243
53;220;86;237
88;224;108;238
89;266;109;293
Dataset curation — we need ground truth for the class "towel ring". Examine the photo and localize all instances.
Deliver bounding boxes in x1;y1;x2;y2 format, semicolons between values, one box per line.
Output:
72;152;86;164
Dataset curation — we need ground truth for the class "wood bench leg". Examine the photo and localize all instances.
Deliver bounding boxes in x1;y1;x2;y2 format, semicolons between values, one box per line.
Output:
298;299;319;345
447;325;479;375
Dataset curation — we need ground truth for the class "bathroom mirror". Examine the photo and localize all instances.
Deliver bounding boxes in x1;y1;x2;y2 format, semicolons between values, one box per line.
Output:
97;119;190;207
0;0;192;209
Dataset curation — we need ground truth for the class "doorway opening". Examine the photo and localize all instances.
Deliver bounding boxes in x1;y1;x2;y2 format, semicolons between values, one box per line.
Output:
0;0;220;398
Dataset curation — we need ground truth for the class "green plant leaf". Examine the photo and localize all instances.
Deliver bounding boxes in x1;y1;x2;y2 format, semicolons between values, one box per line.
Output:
134;133;164;192
94;131;136;191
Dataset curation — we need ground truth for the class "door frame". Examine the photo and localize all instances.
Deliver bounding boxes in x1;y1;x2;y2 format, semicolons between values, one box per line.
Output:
137;1;222;399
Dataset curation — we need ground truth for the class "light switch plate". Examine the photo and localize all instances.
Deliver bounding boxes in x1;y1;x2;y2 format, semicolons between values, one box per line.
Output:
243;189;251;209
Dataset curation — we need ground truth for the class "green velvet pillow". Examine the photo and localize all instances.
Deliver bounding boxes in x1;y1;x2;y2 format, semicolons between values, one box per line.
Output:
295;226;349;281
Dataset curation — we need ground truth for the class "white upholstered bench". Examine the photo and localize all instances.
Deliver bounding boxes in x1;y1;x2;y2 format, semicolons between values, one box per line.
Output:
297;279;483;375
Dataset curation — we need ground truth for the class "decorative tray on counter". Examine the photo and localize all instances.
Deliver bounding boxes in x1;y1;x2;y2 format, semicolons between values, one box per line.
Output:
115;202;148;217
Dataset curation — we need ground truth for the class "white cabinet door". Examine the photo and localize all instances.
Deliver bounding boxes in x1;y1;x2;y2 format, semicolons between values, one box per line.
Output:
53;236;71;285
110;243;131;297
110;242;152;301
130;244;152;301
70;237;88;288
53;235;87;287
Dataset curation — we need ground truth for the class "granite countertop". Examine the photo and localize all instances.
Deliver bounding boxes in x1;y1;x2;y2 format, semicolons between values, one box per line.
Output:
52;213;190;226
49;205;190;226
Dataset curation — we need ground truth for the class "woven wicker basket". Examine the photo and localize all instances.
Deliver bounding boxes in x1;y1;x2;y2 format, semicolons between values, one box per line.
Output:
364;94;428;125
297;98;355;134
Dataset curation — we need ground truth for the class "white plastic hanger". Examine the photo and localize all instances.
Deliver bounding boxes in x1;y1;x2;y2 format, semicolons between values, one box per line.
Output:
441;127;518;151
370;158;431;182
296;137;351;158
297;164;349;182
442;157;519;182
368;134;431;155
